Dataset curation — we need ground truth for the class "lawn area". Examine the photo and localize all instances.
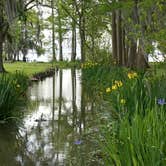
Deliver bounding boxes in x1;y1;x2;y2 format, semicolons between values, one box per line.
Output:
4;61;81;77
4;62;53;77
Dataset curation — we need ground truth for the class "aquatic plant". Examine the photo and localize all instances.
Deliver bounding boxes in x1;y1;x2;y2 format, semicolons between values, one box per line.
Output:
81;65;166;165
100;107;166;165
0;72;29;120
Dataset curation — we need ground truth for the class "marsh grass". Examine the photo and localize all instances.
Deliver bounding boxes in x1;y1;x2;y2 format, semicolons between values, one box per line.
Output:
101;107;166;166
0;72;29;120
82;65;166;165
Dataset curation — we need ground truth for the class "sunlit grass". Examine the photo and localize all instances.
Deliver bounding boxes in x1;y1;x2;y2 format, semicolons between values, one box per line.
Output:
4;62;53;77
4;61;81;77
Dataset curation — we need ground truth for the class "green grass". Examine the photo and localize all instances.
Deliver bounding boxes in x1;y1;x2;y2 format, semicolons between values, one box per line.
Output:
4;62;53;77
4;61;81;77
4;61;166;78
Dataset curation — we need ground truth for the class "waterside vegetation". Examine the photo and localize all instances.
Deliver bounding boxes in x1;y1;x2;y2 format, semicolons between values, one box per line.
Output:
81;62;166;165
0;0;166;164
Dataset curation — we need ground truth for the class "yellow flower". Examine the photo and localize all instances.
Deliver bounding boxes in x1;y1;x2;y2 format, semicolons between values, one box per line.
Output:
16;84;20;88
106;87;111;93
127;73;132;79
133;72;138;77
112;84;118;90
127;72;138;79
120;99;126;104
115;80;123;87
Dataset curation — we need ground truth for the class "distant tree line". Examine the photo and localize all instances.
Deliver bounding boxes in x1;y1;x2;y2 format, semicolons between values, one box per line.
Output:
0;0;166;72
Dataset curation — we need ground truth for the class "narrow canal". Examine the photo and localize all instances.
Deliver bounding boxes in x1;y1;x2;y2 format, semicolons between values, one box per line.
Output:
0;69;100;166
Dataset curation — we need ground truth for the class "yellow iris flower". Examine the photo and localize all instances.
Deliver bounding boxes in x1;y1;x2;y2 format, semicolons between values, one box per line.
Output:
120;99;126;104
106;87;111;93
127;72;138;79
112;84;118;90
115;80;123;87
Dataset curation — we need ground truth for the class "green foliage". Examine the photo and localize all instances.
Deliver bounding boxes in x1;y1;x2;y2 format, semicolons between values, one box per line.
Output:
81;65;166;165
0;72;29;120
101;107;166;166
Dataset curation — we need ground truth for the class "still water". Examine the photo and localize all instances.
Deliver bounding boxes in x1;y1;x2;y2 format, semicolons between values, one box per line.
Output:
0;69;99;166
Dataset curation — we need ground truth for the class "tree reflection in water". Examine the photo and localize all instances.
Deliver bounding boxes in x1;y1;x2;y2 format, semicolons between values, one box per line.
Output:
0;69;98;166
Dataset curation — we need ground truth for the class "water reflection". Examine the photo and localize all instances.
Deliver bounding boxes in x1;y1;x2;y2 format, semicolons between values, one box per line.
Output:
0;69;98;165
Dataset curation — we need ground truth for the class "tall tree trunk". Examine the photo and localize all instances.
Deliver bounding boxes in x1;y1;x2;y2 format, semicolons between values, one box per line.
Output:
23;52;26;62
112;10;117;63
137;39;149;69
0;37;5;72
22;20;27;62
57;0;63;61
122;29;127;66
51;0;56;61
128;39;137;68
79;19;85;62
127;0;139;68
71;20;76;61
79;0;85;63
116;9;123;65
0;1;5;72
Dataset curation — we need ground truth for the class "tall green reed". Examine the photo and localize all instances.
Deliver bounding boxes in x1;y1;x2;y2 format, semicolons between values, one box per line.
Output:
0;72;29;120
82;65;166;165
100;106;166;166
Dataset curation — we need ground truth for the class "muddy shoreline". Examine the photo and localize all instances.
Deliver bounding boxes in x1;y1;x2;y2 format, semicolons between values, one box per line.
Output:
30;68;56;82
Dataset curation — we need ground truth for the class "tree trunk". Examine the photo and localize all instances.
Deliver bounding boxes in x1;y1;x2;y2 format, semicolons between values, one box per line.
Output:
80;0;85;63
22;48;27;62
51;0;56;61
57;0;63;61
0;37;5;72
128;0;139;68
71;20;76;61
79;16;85;63
128;39;137;68
0;1;5;72
137;39;149;69
116;9;123;65
21;20;27;62
122;29;127;66
112;10;117;62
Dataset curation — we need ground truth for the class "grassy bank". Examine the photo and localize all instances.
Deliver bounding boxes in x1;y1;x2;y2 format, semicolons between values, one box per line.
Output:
4;61;81;77
4;62;53;77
